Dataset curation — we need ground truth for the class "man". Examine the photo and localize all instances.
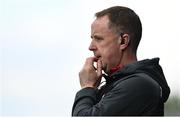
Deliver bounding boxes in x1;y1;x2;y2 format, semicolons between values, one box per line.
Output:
72;6;170;116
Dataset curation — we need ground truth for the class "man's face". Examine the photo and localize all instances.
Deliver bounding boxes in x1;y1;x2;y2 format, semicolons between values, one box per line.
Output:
89;15;122;73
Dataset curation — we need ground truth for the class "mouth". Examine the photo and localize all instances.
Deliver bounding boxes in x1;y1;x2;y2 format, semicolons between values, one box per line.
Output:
94;55;101;60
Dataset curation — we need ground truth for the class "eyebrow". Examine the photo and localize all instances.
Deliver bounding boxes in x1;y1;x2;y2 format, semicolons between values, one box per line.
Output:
91;34;103;39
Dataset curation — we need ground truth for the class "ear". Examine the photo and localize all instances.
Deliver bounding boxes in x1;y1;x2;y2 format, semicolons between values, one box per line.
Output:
119;34;130;50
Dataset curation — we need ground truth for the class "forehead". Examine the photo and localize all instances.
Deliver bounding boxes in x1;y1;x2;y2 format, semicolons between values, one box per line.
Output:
91;15;111;34
92;15;109;27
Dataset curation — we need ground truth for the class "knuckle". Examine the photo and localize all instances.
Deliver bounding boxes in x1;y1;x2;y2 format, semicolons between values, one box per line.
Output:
86;57;91;61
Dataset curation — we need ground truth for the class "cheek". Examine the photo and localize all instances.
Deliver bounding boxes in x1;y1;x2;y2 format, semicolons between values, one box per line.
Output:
102;47;120;65
100;49;112;64
98;42;120;67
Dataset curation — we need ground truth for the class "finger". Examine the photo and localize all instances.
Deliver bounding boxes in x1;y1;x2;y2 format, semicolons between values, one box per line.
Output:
85;57;97;66
97;59;102;78
83;57;94;70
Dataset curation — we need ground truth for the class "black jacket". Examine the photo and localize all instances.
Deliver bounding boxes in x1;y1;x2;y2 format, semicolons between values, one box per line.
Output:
72;58;170;116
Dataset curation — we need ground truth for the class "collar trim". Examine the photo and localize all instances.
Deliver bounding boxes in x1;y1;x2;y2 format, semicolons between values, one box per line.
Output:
109;64;124;75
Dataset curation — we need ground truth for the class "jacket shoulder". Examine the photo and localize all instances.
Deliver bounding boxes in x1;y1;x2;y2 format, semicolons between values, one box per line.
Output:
112;73;161;96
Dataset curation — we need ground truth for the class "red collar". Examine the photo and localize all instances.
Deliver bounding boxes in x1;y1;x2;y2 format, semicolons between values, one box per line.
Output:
109;64;124;75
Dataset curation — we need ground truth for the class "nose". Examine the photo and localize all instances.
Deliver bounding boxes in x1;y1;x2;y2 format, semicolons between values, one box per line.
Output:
89;40;97;51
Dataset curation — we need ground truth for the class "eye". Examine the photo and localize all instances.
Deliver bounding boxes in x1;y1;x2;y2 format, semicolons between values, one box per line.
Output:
94;36;103;42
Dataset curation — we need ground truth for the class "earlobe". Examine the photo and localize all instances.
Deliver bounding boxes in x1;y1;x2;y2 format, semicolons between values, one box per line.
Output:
119;34;130;50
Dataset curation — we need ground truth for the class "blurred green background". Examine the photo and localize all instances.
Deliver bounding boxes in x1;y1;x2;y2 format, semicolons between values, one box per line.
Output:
165;94;180;116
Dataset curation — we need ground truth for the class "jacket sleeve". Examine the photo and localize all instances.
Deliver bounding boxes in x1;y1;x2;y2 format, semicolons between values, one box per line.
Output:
72;75;161;116
71;87;100;116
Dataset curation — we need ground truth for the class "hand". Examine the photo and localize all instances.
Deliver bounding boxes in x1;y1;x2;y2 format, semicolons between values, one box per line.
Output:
79;57;102;88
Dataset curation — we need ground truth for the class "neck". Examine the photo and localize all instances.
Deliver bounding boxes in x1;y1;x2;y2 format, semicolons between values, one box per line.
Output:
107;51;137;75
121;51;137;66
